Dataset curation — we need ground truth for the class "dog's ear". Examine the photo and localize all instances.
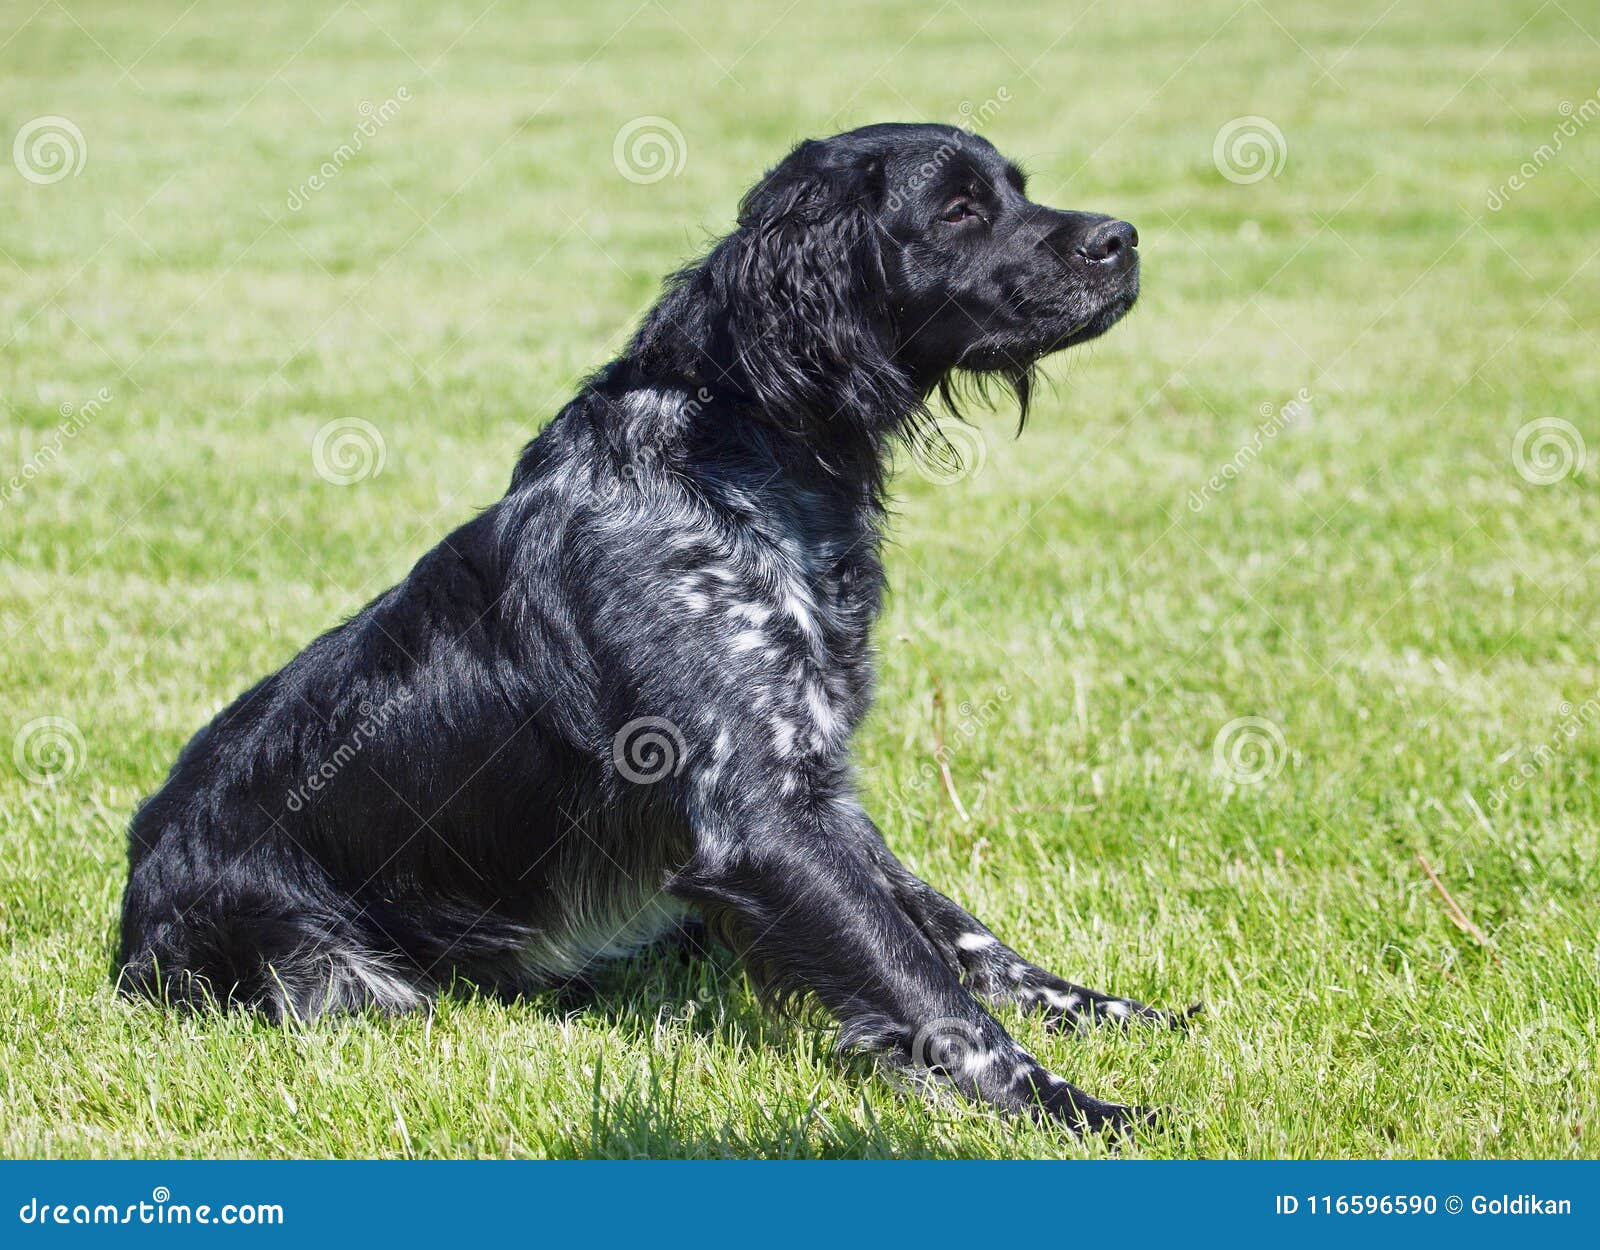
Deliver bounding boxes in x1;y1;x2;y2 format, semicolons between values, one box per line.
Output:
722;144;908;430
636;142;915;438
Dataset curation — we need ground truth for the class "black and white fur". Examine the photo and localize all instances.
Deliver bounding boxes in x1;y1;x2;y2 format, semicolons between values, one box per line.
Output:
117;123;1188;1133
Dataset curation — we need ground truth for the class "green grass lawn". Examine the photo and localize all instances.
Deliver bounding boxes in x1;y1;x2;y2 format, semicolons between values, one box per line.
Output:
2;0;1598;1158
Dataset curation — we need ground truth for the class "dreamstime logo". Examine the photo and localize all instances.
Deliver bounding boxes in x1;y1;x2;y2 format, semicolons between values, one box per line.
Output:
1510;1019;1589;1090
16;1184;284;1227
284;690;415;813
909;418;987;485
885;685;1011;822
885;86;1011;211
612;117;687;185
593;387;716;505
1188;388;1311;512
12;115;87;184
13;716;86;785
910;1016;987;1079
0;387;112;511
286;86;410;211
1487;91;1600;211
312;417;386;485
1212;116;1288;185
1212;716;1286;785
652;980;718;1024
612;716;687;784
1483;688;1600;812
1512;417;1585;485
953;89;1010;133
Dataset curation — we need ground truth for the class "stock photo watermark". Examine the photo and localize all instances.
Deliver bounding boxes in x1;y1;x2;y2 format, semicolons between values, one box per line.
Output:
1486;88;1600;212
612;116;688;185
1482;688;1600;813
12;716;86;786
885;86;1011;210
1212;715;1287;785
11;115;86;184
591;387;716;504
1507;1017;1589;1090
884;685;1010;823
910;1016;986;1078
17;1186;283;1228
286;86;412;212
1212;115;1288;185
612;716;688;784
1187;387;1311;512
312;417;387;485
0;387;112;511
908;416;989;486
1511;416;1585;485
284;690;416;813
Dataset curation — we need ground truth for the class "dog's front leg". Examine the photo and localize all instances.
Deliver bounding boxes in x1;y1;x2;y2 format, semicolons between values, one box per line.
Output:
665;800;1152;1133
843;814;1193;1033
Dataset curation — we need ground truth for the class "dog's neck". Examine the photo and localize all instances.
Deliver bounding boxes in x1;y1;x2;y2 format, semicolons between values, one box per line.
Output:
607;354;919;510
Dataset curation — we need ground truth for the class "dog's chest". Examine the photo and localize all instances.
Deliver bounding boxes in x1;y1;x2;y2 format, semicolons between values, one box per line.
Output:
680;487;883;759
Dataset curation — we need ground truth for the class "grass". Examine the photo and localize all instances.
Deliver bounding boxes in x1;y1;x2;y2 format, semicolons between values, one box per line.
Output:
2;0;1598;1159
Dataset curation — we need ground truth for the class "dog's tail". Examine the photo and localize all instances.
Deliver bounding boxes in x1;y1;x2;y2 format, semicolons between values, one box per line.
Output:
115;872;429;1022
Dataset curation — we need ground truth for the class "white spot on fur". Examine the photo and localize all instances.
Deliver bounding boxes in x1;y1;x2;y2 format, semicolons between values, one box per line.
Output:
956;932;997;952
520;891;688;981
677;581;711;614
731;629;768;654
333;949;426;1012
694;746;727;795
268;946;427;1019
783;592;819;641
805;681;842;741
624;387;682;422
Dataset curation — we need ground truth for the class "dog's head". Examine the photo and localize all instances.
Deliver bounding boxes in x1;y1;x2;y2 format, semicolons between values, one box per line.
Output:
635;123;1138;445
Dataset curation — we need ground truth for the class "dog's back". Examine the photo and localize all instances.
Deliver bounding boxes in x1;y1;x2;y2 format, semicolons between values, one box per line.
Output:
116;481;585;1018
115;389;774;1020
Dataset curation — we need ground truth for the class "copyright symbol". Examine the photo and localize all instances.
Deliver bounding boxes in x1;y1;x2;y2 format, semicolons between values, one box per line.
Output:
1445;1195;1463;1214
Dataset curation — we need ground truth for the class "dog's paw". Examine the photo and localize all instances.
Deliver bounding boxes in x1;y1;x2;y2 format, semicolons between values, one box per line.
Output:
1033;986;1192;1035
1047;1089;1164;1138
1091;1101;1166;1139
1127;1000;1205;1033
1014;1070;1165;1138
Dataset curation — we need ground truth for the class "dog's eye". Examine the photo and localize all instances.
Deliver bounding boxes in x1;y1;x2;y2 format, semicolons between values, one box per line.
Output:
940;198;981;224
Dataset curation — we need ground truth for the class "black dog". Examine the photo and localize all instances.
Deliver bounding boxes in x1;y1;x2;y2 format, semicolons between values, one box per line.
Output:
118;123;1181;1132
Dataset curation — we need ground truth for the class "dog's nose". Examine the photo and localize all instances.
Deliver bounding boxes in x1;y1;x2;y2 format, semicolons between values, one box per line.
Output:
1077;219;1138;265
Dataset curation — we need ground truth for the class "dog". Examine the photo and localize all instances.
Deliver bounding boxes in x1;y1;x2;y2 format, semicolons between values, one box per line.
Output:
117;122;1184;1133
